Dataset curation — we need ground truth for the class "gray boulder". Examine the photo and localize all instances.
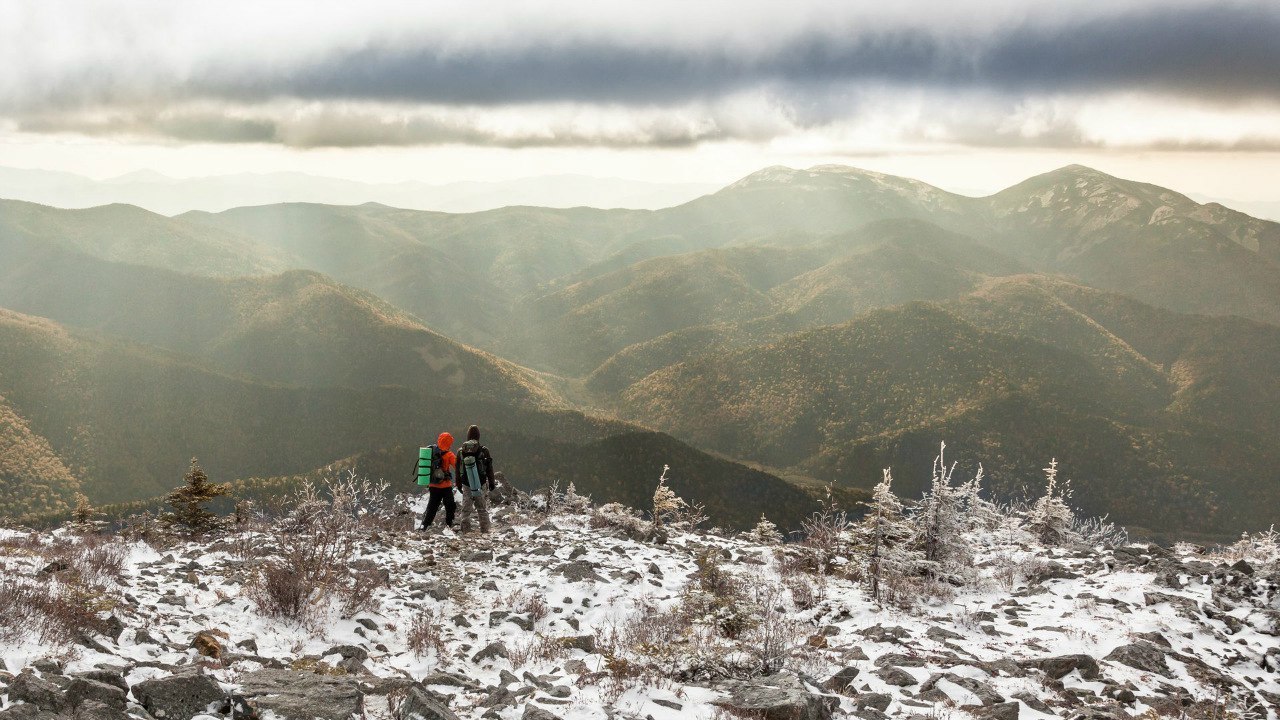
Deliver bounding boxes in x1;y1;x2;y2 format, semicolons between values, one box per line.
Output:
71;671;128;694
324;645;369;662
69;700;131;720
1027;654;1101;680
420;672;482;691
63;678;127;710
1104;643;1171;678
557;561;605;583
472;641;509;663
821;667;860;694
560;635;596;653
8;672;65;712
920;674;1003;705
0;705;58;720
238;669;363;720
856;693;892;712
876;666;917;686
521;705;565;720
132;670;226;720
713;673;834;720
397;685;461;720
974;701;1020;720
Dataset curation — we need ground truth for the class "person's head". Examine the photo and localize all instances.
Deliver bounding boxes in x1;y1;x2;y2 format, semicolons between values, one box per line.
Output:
467;425;480;442
437;432;454;451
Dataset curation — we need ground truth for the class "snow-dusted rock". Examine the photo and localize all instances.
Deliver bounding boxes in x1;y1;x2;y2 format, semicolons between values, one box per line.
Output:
712;673;835;720
519;705;563;720
7;672;64;712
397;685;461;720
63;678;127;711
131;670;225;720
237;669;362;720
1104;642;1171;677
1026;653;1102;680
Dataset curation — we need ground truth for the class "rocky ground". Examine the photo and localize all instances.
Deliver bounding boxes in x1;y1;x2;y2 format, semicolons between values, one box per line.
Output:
1;497;1278;720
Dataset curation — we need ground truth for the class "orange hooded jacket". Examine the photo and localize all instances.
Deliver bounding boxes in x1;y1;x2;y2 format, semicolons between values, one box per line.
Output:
430;432;456;489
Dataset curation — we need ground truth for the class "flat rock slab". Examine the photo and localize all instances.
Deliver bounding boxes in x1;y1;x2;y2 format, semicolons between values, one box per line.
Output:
132;670;225;720
239;669;363;720
713;673;835;720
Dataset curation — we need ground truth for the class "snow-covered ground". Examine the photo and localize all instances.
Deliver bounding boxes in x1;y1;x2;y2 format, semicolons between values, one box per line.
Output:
1;499;1277;720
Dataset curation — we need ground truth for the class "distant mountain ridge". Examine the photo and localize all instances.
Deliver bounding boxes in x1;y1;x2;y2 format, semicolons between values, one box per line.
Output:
0;166;719;215
1;163;1278;536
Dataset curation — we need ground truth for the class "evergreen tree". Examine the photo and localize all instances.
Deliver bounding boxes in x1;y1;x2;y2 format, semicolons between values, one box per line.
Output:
911;442;973;582
853;469;921;603
747;514;784;544
163;458;231;535
958;463;1001;532
69;492;103;533
1027;459;1076;545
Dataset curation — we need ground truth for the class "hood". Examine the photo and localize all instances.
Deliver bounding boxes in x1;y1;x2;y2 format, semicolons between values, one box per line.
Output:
437;432;454;451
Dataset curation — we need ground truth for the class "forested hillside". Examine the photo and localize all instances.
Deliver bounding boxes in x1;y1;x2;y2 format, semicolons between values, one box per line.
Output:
2;164;1278;535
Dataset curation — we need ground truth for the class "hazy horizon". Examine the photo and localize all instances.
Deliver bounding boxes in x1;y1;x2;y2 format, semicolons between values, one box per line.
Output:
1;161;1277;221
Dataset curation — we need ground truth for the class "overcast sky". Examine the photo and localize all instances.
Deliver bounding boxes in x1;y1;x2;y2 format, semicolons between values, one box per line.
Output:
2;0;1278;199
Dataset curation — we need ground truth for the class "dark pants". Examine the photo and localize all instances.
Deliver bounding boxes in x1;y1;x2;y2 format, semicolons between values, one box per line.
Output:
422;487;456;529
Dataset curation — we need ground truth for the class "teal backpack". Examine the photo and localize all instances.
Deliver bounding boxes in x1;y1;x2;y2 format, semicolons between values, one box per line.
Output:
459;440;484;497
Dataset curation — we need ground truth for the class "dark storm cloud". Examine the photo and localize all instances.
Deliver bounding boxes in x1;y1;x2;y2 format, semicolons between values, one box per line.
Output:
16;107;727;148
6;1;1279;149
195;3;1280;109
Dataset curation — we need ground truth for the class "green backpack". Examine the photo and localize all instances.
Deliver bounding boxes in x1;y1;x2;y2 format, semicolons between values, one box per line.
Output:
416;445;445;486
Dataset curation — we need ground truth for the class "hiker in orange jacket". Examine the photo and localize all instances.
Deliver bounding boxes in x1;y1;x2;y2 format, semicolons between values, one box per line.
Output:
421;432;457;531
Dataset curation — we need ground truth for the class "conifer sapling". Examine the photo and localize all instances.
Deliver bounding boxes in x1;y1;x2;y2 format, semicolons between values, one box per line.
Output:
164;458;232;535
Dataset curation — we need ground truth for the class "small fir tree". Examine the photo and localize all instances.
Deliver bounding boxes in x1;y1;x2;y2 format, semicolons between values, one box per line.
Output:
747;514;784;544
909;442;975;584
1027;458;1075;545
69;492;103;533
562;482;591;512
164;458;231;535
855;469;917;602
957;463;1001;532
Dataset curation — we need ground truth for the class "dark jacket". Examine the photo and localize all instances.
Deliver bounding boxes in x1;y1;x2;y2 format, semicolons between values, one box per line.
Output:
455;439;495;491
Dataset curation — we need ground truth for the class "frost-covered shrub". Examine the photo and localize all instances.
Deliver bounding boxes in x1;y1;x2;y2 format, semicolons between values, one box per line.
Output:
740;583;804;674
800;481;850;575
68;492;105;534
246;478;390;623
1213;526;1279;569
589;502;648;535
1072;513;1129;548
652;465;706;530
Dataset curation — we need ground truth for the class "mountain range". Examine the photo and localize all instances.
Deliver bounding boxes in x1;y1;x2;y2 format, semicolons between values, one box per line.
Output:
0;166;718;216
1;163;1277;537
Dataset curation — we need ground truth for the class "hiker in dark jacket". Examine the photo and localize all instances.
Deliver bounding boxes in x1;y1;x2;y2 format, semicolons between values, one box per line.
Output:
421;432;457;530
455;425;494;534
